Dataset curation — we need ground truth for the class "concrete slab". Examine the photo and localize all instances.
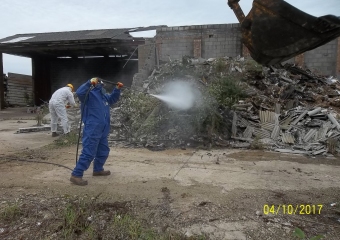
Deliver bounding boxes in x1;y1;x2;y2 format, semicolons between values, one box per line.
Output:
0;119;54;153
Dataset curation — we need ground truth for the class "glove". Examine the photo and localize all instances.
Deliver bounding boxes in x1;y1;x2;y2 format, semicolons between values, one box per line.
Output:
116;82;124;89
65;105;71;109
90;78;98;86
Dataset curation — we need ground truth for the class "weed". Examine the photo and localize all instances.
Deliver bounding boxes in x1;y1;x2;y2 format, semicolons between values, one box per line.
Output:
327;138;337;155
53;130;79;147
0;203;23;222
293;227;324;240
107;214;206;240
61;198;93;239
209;75;247;107
58;196;206;240
244;59;263;73
215;58;227;73
250;136;264;150
119;90;160;135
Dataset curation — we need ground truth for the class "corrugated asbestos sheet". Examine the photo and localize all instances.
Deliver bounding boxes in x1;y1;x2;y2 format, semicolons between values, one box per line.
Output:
232;112;237;137
316;124;329;140
275;103;281;114
238;117;249;128
303;129;317;142
243;126;254;138
281;133;295;144
259;111;276;123
261;122;275;131
291;110;308;125
271;125;280;140
253;128;271;138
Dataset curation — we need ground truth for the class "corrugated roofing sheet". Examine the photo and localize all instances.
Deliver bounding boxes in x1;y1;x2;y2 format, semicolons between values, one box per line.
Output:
0;26;164;44
281;133;295;144
259;111;276;123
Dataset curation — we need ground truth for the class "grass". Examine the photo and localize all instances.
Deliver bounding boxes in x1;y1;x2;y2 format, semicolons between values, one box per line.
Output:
107;214;207;240
52;130;79;147
249;136;264;150
58;196;207;240
209;75;247;108
61;199;92;239
0;203;23;222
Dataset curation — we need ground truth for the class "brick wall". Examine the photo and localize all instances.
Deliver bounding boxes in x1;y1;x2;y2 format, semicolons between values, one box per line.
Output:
49;57;138;94
156;24;242;61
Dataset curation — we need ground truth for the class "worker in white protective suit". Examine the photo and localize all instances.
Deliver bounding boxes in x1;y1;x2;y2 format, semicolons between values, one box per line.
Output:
49;84;76;137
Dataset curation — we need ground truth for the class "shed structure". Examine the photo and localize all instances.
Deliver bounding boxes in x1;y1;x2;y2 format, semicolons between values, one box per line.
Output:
0;26;162;108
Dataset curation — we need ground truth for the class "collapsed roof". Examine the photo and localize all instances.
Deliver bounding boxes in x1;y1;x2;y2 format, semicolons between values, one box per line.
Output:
0;26;165;58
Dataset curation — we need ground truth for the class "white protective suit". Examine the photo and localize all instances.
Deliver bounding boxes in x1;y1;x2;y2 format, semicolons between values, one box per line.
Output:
49;86;76;134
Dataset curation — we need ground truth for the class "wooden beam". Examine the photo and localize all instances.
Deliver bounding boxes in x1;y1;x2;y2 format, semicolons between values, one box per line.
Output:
0;40;145;54
0;53;4;109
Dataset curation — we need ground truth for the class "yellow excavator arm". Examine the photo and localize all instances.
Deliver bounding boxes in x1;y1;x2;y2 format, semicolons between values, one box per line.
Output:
227;0;340;65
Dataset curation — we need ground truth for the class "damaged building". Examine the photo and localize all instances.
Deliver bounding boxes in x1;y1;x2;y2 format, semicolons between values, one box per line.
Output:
0;26;162;108
0;23;340;109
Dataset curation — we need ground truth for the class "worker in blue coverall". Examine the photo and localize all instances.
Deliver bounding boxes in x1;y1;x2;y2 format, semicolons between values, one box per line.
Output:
70;77;123;186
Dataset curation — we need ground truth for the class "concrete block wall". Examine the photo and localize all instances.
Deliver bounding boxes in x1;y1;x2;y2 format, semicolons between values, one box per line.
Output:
304;39;338;76
132;39;156;89
156;24;242;61
49;57;138;95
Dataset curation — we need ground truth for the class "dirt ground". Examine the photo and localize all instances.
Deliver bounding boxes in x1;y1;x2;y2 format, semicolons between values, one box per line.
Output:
0;107;340;239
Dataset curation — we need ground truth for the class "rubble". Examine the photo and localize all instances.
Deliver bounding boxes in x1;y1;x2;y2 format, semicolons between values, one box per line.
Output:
107;56;340;155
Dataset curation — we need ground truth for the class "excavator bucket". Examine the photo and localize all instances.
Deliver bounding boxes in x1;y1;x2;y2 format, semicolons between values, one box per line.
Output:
228;0;340;65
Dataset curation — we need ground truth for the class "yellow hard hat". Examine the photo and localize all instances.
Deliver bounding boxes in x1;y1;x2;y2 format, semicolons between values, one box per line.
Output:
66;84;74;92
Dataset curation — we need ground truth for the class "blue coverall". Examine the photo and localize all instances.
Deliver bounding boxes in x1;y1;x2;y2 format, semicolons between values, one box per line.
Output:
72;80;121;177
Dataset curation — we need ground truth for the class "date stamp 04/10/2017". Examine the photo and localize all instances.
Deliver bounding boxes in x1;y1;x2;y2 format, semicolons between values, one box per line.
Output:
263;204;323;215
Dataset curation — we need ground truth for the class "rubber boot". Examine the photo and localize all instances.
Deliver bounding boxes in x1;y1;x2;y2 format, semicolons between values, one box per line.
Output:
70;175;88;186
52;132;59;137
93;170;111;176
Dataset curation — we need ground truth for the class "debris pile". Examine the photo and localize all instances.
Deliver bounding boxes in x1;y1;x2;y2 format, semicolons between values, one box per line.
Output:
231;105;340;155
107;56;340;154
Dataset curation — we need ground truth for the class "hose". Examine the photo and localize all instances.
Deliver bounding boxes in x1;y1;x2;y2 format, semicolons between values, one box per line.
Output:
0;156;73;171
75;86;93;164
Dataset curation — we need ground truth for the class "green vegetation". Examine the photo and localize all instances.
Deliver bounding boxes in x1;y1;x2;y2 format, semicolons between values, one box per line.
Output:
209;75;247;107
119;90;160;136
250;136;264;150
59;196;206;240
293;227;324;240
0;203;24;221
52;130;79;147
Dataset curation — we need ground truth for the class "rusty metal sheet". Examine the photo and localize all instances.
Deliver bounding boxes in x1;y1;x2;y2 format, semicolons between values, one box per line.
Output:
228;0;340;65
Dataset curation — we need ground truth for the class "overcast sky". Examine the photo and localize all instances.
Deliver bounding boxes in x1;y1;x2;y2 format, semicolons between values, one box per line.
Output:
1;0;339;75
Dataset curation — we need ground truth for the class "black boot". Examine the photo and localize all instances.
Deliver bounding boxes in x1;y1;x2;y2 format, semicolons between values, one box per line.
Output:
52;132;59;137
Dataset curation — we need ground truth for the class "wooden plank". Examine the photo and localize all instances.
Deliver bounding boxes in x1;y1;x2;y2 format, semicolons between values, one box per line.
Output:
8;82;32;87
7;87;33;91
8;81;32;86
